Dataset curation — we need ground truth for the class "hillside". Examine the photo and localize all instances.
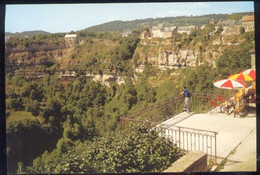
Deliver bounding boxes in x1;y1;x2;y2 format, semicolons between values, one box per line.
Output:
85;12;253;32
6;30;51;38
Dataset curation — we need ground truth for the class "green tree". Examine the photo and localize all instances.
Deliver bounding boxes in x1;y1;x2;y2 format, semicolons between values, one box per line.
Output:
175;64;218;95
216;44;251;78
9;98;24;111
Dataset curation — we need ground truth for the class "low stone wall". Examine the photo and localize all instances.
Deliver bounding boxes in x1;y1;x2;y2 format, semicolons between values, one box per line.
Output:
164;151;207;172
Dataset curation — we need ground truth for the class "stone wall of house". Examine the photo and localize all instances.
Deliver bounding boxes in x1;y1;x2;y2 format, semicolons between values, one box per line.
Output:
163;151;207;173
151;29;161;38
162;31;173;38
242;21;254;32
224;25;241;35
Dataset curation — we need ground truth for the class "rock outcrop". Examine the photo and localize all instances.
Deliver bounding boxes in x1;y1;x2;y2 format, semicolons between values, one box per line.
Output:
133;34;247;72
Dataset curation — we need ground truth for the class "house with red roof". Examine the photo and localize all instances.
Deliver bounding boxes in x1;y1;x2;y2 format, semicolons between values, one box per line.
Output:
241;15;254;32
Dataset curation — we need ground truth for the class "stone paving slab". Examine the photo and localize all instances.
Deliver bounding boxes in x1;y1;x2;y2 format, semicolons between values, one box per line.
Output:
170;113;256;160
219;127;256;172
160;112;191;126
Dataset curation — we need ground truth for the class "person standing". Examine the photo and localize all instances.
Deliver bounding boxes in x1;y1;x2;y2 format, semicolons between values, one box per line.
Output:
181;86;190;113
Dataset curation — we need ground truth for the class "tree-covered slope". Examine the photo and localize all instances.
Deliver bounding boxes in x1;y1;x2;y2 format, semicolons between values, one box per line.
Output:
6;30;51;38
85;12;253;32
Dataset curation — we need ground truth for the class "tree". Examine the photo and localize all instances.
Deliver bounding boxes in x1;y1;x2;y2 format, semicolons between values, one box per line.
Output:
216;44;251;78
23;98;40;116
9;98;24;111
22;82;44;102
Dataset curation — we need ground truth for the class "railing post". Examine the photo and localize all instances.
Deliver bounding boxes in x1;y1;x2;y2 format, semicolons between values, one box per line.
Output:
215;132;217;163
179;127;181;148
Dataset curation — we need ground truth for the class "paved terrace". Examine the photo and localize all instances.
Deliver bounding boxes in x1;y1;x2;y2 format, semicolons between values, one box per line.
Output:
161;111;256;171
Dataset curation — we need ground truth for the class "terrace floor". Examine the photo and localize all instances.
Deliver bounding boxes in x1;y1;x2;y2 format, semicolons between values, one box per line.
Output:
162;110;256;171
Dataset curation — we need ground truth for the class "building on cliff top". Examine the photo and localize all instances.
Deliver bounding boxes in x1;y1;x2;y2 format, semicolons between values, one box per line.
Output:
215;19;241;26
65;34;77;42
215;19;242;35
241;15;254;32
65;34;77;47
151;24;177;38
122;29;132;37
177;26;196;35
140;31;150;39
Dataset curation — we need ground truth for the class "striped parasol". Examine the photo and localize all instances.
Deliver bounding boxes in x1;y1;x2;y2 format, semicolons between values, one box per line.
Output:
214;79;246;90
228;73;254;81
241;68;255;81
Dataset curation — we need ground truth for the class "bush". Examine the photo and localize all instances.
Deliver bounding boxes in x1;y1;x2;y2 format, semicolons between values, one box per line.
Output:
26;126;185;173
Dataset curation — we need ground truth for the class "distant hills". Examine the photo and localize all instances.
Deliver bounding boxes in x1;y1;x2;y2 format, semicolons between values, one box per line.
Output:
5;12;254;37
85;12;254;32
5;30;50;38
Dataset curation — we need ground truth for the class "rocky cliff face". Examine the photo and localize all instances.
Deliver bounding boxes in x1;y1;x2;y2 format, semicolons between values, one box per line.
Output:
158;49;199;68
5;33;250;77
5;42;70;72
134;35;245;71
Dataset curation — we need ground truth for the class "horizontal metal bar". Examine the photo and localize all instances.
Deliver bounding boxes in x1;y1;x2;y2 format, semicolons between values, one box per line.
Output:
163;125;218;135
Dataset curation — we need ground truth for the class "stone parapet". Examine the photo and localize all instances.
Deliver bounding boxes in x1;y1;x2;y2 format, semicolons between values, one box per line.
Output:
164;151;207;172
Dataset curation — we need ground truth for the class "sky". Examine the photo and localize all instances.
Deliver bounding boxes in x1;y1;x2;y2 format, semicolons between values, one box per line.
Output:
5;1;254;33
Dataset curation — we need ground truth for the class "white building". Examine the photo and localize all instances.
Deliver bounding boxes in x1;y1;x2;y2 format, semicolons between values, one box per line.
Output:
177;26;196;35
65;34;77;42
151;24;177;38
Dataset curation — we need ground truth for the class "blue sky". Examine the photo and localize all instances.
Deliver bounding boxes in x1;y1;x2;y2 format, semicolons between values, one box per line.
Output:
5;1;254;33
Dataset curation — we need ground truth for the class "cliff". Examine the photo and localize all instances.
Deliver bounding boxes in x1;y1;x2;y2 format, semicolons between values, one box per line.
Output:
5;30;254;81
133;33;248;72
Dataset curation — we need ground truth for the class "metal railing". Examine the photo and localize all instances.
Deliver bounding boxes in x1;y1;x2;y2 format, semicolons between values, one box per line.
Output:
120;118;218;163
121;95;184;121
120;93;214;124
154;124;218;163
120;92;224;163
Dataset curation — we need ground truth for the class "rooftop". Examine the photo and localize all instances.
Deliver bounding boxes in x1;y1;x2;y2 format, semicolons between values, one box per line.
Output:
242;15;254;22
215;19;241;26
65;34;77;38
177;25;196;31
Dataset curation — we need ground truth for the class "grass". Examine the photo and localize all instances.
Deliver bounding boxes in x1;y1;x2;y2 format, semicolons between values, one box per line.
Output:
214;146;238;172
6;111;45;130
214;158;227;172
207;158;218;172
7;111;36;123
230;148;237;155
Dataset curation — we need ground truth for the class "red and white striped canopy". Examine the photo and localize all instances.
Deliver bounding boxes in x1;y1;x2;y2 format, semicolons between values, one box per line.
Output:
214;79;246;90
241;69;255;81
228;73;253;81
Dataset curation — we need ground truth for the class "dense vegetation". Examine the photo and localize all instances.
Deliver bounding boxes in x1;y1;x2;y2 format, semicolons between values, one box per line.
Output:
5;30;51;38
6;70;182;173
25;126;185;173
5;33;65;48
5;12;254;173
68;30;140;75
